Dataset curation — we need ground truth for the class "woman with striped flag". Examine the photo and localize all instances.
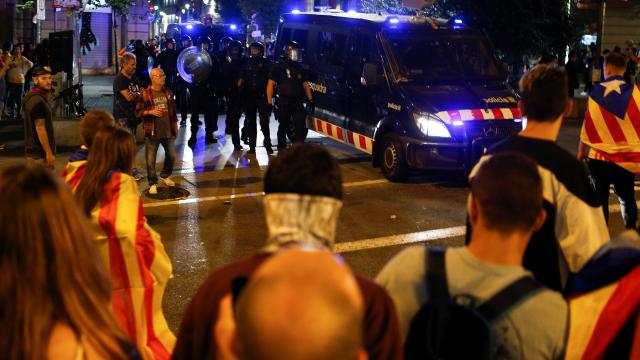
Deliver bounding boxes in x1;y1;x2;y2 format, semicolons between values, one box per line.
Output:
75;126;175;359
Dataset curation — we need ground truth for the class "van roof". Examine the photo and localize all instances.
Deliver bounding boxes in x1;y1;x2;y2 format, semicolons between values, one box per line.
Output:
281;11;464;29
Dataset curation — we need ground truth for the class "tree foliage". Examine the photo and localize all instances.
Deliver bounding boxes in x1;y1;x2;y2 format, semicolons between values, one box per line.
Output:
361;0;577;62
16;0;35;12
236;0;287;36
85;0;136;16
217;0;244;23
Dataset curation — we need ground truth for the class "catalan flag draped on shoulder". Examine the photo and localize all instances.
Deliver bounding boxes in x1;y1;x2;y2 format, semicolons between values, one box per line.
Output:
61;147;89;190
580;75;640;174
89;170;175;359
565;232;640;359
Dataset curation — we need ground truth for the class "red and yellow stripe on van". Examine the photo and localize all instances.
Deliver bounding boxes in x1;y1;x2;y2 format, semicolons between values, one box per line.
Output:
435;107;521;123
309;117;374;154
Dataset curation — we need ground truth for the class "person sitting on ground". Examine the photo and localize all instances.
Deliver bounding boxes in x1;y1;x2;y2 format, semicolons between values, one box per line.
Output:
135;67;178;195
74;126;175;359
215;248;368;360
62;109;114;189
172;143;403;360
377;152;568;359
0;164;139;359
469;64;609;293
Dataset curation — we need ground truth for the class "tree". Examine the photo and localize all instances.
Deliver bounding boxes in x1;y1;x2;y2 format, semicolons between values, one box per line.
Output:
236;0;287;37
217;0;244;23
85;0;137;72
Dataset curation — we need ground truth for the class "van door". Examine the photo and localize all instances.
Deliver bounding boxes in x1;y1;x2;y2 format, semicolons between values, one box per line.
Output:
349;32;388;140
312;28;350;129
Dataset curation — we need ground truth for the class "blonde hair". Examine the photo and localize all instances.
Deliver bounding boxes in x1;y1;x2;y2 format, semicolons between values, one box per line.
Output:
0;165;132;359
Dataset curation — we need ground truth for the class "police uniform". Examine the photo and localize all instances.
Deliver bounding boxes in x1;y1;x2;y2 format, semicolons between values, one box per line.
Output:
176;35;193;125
220;41;244;150
156;40;178;95
188;37;220;147
239;47;273;154
269;59;308;148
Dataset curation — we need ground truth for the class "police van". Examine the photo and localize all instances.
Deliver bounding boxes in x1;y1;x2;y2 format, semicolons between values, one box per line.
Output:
274;12;523;180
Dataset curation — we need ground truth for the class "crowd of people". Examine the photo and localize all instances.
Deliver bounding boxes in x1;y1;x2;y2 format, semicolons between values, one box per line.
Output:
2;52;640;359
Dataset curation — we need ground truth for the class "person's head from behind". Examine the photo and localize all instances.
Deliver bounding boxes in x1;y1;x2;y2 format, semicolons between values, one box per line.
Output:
121;52;137;77
519;65;571;123
75;126;136;215
0;165;131;359
264;143;342;199
80;109;115;148
468;152;546;245
603;51;628;79
231;248;367;360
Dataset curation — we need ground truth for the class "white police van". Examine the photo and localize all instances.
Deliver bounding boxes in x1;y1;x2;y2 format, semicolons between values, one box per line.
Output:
274;11;522;181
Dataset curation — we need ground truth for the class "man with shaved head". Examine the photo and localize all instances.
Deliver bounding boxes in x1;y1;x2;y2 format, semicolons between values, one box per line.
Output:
172;144;402;360
136;67;178;195
227;249;367;360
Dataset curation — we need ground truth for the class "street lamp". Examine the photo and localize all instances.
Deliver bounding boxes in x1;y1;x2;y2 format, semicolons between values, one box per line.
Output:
185;3;190;9
181;8;186;13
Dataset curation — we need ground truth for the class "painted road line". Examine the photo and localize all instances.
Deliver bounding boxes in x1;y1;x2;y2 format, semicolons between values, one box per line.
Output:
334;226;466;253
143;178;388;208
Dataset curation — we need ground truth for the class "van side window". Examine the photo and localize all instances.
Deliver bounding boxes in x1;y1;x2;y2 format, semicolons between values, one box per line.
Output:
292;29;309;49
275;27;292;59
317;31;347;66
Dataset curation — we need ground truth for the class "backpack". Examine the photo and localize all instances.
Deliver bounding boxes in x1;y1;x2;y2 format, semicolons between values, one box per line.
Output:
405;248;543;360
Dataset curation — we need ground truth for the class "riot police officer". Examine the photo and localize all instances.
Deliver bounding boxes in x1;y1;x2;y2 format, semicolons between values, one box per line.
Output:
239;42;273;154
220;40;244;151
217;36;233;62
187;35;219;147
266;41;314;150
156;38;178;94
176;34;193;126
133;39;152;87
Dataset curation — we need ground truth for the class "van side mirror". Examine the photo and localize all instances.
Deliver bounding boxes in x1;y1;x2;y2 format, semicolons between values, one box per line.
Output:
362;62;379;86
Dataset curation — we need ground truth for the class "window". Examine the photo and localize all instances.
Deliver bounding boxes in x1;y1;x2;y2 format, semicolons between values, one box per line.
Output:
317;31;348;66
292;29;309;49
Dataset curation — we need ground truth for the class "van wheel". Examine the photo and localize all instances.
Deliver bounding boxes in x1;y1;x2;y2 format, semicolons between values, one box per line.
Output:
380;137;408;181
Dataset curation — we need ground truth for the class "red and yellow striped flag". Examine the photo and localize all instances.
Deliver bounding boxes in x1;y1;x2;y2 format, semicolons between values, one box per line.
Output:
61;160;87;191
565;266;640;359
580;77;640;174
91;171;175;359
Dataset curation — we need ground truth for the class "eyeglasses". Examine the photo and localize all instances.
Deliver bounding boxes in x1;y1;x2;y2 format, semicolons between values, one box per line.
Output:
153;74;166;78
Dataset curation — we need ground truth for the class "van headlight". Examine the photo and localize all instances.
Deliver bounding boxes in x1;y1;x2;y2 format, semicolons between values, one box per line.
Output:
413;113;451;138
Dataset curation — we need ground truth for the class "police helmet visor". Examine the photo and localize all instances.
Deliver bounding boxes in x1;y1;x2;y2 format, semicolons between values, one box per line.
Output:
250;46;263;57
287;48;301;62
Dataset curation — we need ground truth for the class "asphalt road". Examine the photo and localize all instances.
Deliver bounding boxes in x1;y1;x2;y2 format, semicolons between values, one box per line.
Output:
0;112;631;332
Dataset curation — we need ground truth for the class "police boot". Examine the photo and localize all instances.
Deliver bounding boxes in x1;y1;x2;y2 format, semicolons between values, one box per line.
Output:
264;140;274;155
241;126;250;145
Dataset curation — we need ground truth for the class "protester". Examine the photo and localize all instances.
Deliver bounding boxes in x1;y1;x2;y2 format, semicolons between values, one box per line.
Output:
0;165;138;359
378;153;568;359
74;126;175;359
0;44;11;118
135;67;177;195
172;144;403;360
5;44;33;118
565;50;580;98
578;51;640;230
217;249;368;360
23;65;55;169
62;109;115;189
469;65;609;293
113;52;143;180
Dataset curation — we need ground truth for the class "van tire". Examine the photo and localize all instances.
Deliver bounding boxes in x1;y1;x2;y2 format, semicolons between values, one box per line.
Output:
380;136;408;181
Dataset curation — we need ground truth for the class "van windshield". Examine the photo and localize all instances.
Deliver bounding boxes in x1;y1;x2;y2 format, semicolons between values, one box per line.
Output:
385;33;502;82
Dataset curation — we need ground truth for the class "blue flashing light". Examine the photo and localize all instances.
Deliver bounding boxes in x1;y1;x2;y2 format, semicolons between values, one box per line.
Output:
291;9;301;14
454;19;463;24
514;118;522;123
453;120;464;126
186;24;193;30
230;24;238;30
387;16;399;25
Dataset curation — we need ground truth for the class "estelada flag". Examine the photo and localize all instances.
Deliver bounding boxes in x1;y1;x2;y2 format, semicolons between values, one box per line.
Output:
580;76;640;174
61;148;89;190
90;171;175;359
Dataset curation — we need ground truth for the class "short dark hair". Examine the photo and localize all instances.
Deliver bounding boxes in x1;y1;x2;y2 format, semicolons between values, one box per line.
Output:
264;144;342;199
471;152;543;234
519;65;569;122
604;51;628;72
80;109;114;148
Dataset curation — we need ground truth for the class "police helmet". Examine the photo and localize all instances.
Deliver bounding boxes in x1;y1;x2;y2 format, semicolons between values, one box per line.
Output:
220;36;233;51
166;37;176;44
181;34;193;47
197;35;213;51
249;42;265;58
227;40;243;60
134;39;145;51
284;41;303;62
